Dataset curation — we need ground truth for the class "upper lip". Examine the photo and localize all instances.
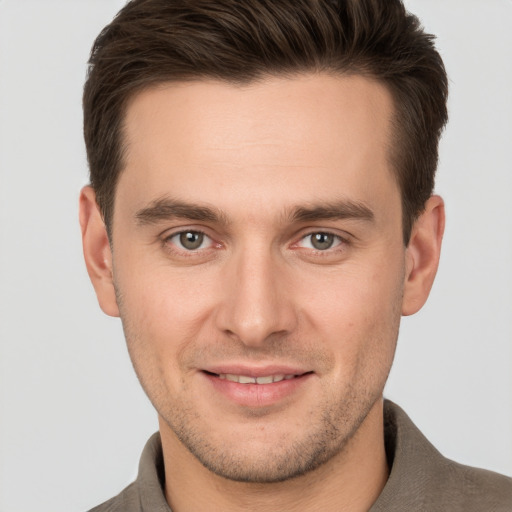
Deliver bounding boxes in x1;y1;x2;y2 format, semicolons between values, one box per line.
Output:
202;364;311;377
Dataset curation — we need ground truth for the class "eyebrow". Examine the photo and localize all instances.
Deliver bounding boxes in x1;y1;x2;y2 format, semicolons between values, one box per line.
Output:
135;197;374;226
290;200;374;223
135;197;229;226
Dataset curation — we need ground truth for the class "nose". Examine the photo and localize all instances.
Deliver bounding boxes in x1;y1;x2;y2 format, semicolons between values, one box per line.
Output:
215;246;297;348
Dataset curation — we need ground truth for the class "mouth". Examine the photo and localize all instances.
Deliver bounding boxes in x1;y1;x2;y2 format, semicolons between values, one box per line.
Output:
204;371;310;385
201;369;313;407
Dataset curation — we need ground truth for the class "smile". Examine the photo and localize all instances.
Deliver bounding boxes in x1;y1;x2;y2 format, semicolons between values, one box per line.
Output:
217;374;297;384
202;370;314;407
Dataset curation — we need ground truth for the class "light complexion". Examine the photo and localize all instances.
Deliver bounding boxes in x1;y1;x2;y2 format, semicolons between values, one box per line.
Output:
80;73;444;511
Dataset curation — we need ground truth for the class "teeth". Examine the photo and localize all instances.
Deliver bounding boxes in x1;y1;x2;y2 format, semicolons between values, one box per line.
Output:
218;373;296;384
256;375;273;384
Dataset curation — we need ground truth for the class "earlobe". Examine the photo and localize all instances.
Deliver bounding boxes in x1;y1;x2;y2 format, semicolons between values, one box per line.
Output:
402;195;445;316
79;186;120;317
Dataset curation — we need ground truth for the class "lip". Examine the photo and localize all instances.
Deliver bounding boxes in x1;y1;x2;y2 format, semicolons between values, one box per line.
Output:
203;364;310;378
200;364;313;408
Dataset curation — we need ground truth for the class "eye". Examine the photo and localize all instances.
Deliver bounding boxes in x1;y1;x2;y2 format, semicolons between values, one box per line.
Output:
298;232;342;251
167;230;212;251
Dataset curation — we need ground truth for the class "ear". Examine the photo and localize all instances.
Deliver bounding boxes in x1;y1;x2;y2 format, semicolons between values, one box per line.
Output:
79;186;120;317
402;195;445;316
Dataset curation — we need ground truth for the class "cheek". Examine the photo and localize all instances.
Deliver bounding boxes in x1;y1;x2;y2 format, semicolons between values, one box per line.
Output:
296;261;403;371
299;262;401;326
115;262;220;354
115;271;206;400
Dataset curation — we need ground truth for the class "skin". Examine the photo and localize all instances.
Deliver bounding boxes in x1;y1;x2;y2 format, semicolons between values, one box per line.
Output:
80;73;444;511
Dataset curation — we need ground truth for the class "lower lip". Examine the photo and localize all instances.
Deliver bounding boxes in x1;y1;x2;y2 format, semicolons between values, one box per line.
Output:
202;372;312;408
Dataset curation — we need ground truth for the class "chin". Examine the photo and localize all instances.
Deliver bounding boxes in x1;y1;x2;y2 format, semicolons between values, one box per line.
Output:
161;388;381;484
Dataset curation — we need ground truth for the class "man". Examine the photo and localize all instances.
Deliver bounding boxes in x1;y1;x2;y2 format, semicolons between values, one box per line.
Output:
79;0;512;510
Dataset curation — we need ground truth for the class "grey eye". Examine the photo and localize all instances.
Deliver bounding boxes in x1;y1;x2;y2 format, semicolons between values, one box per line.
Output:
297;232;341;251
309;233;335;250
178;231;205;250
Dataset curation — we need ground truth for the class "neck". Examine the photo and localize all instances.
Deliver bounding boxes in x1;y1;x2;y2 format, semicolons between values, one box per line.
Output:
159;399;389;512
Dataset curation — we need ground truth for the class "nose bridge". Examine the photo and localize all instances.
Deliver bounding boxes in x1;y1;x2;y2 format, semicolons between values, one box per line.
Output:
217;240;295;346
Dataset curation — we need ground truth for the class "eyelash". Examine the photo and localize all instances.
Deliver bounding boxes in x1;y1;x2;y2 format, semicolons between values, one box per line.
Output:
296;232;345;251
162;230;218;257
161;229;349;259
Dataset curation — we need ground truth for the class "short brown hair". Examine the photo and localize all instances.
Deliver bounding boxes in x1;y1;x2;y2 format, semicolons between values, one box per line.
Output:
83;0;448;244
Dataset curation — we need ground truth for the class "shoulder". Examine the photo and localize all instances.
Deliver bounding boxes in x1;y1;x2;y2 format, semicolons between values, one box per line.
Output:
86;481;140;512
86;432;168;512
372;401;512;511
432;458;512;511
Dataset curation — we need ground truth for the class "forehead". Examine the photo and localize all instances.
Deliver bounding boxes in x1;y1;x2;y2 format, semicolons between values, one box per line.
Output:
118;73;397;221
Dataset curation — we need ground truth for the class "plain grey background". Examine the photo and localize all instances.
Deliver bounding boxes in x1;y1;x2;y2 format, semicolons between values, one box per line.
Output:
0;1;511;511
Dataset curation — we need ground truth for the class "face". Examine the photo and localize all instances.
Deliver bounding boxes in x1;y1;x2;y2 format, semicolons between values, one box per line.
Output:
107;74;407;482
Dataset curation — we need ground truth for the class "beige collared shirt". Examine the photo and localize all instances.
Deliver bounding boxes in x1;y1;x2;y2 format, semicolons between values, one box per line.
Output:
88;401;512;511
